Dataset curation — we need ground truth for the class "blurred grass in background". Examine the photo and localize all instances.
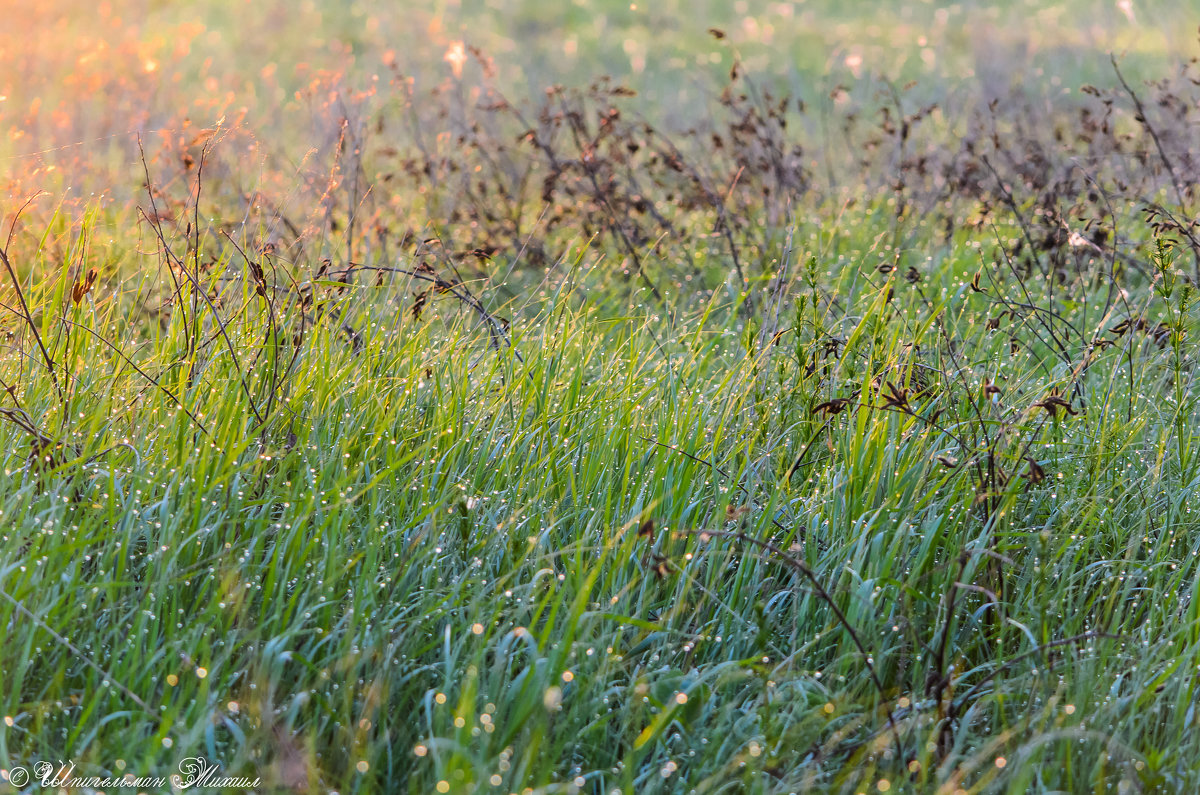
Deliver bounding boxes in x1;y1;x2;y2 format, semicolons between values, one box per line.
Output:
3;0;1198;167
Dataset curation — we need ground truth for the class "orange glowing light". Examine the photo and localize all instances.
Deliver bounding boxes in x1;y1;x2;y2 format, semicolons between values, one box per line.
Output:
444;41;466;78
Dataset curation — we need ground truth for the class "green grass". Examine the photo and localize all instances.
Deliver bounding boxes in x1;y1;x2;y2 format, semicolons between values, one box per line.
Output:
3;1;1200;793
2;199;1198;791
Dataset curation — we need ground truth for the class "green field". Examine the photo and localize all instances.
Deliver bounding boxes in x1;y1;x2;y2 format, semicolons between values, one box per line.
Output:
3;1;1200;793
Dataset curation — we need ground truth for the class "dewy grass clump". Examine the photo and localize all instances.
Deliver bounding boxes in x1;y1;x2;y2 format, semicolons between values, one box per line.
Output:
2;1;1200;792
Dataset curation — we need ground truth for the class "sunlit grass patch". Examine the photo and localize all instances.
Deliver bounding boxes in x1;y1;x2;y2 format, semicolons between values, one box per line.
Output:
3;2;1200;793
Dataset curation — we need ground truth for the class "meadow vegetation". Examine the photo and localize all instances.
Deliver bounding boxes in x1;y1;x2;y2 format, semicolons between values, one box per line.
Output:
3;1;1200;792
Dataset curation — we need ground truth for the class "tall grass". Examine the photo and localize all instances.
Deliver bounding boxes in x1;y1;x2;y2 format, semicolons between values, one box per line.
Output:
2;179;1198;791
3;2;1200;793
